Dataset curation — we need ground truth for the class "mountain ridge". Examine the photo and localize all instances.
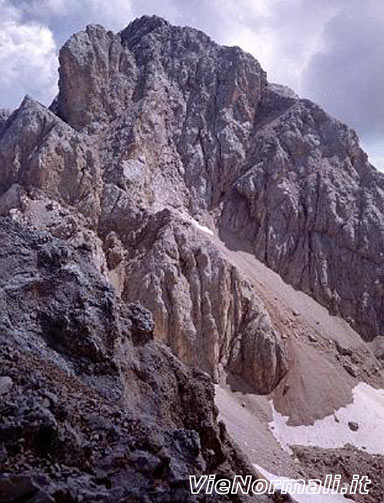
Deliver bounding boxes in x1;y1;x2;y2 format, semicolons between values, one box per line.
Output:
1;15;384;502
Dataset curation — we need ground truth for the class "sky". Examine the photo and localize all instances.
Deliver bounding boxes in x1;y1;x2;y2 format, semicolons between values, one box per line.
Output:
0;0;383;169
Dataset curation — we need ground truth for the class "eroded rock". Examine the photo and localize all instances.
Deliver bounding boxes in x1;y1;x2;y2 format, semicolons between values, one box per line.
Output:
0;219;260;502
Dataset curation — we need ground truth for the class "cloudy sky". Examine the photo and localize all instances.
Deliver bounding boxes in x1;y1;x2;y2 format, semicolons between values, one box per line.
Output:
1;0;383;168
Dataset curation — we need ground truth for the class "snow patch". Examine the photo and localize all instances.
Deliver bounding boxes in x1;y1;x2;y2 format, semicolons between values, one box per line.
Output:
269;383;384;455
189;217;214;235
178;212;214;235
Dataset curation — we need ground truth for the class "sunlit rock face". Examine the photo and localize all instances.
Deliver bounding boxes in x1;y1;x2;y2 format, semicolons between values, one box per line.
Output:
0;16;288;394
55;15;384;345
2;13;384;403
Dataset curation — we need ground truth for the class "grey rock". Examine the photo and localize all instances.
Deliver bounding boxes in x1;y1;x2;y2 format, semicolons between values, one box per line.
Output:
348;421;359;432
50;14;384;348
343;363;360;377
0;96;101;225
0;183;24;216
335;341;353;356
1;13;380;401
0;108;12;136
0;219;259;502
1;14;384;501
120;211;287;392
220;96;384;342
0;376;13;395
0;475;54;503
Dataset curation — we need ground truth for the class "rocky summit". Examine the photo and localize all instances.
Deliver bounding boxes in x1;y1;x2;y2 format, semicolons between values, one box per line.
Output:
1;14;384;503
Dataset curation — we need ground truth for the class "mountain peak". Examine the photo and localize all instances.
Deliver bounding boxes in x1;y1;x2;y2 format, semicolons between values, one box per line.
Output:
120;14;212;49
122;14;170;35
56;16;266;130
119;15;172;49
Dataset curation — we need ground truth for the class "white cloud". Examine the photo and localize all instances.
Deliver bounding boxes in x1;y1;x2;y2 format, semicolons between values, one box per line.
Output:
220;0;337;93
0;0;58;108
12;0;135;36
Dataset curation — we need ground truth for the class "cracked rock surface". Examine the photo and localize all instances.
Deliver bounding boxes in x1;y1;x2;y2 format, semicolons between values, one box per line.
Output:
0;219;269;502
1;13;384;502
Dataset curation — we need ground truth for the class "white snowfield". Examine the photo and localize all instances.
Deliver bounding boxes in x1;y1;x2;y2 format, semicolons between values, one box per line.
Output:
253;464;354;503
269;382;384;455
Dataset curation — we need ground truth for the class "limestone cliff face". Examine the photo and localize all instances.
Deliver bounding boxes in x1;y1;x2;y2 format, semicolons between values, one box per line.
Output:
1;14;383;397
119;210;287;393
220;90;384;341
52;15;384;343
0;18;288;395
2;14;384;501
0;218;261;502
57;16;266;213
0;96;101;224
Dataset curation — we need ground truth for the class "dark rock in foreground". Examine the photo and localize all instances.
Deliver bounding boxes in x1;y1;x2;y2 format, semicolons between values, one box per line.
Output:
0;219;264;502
